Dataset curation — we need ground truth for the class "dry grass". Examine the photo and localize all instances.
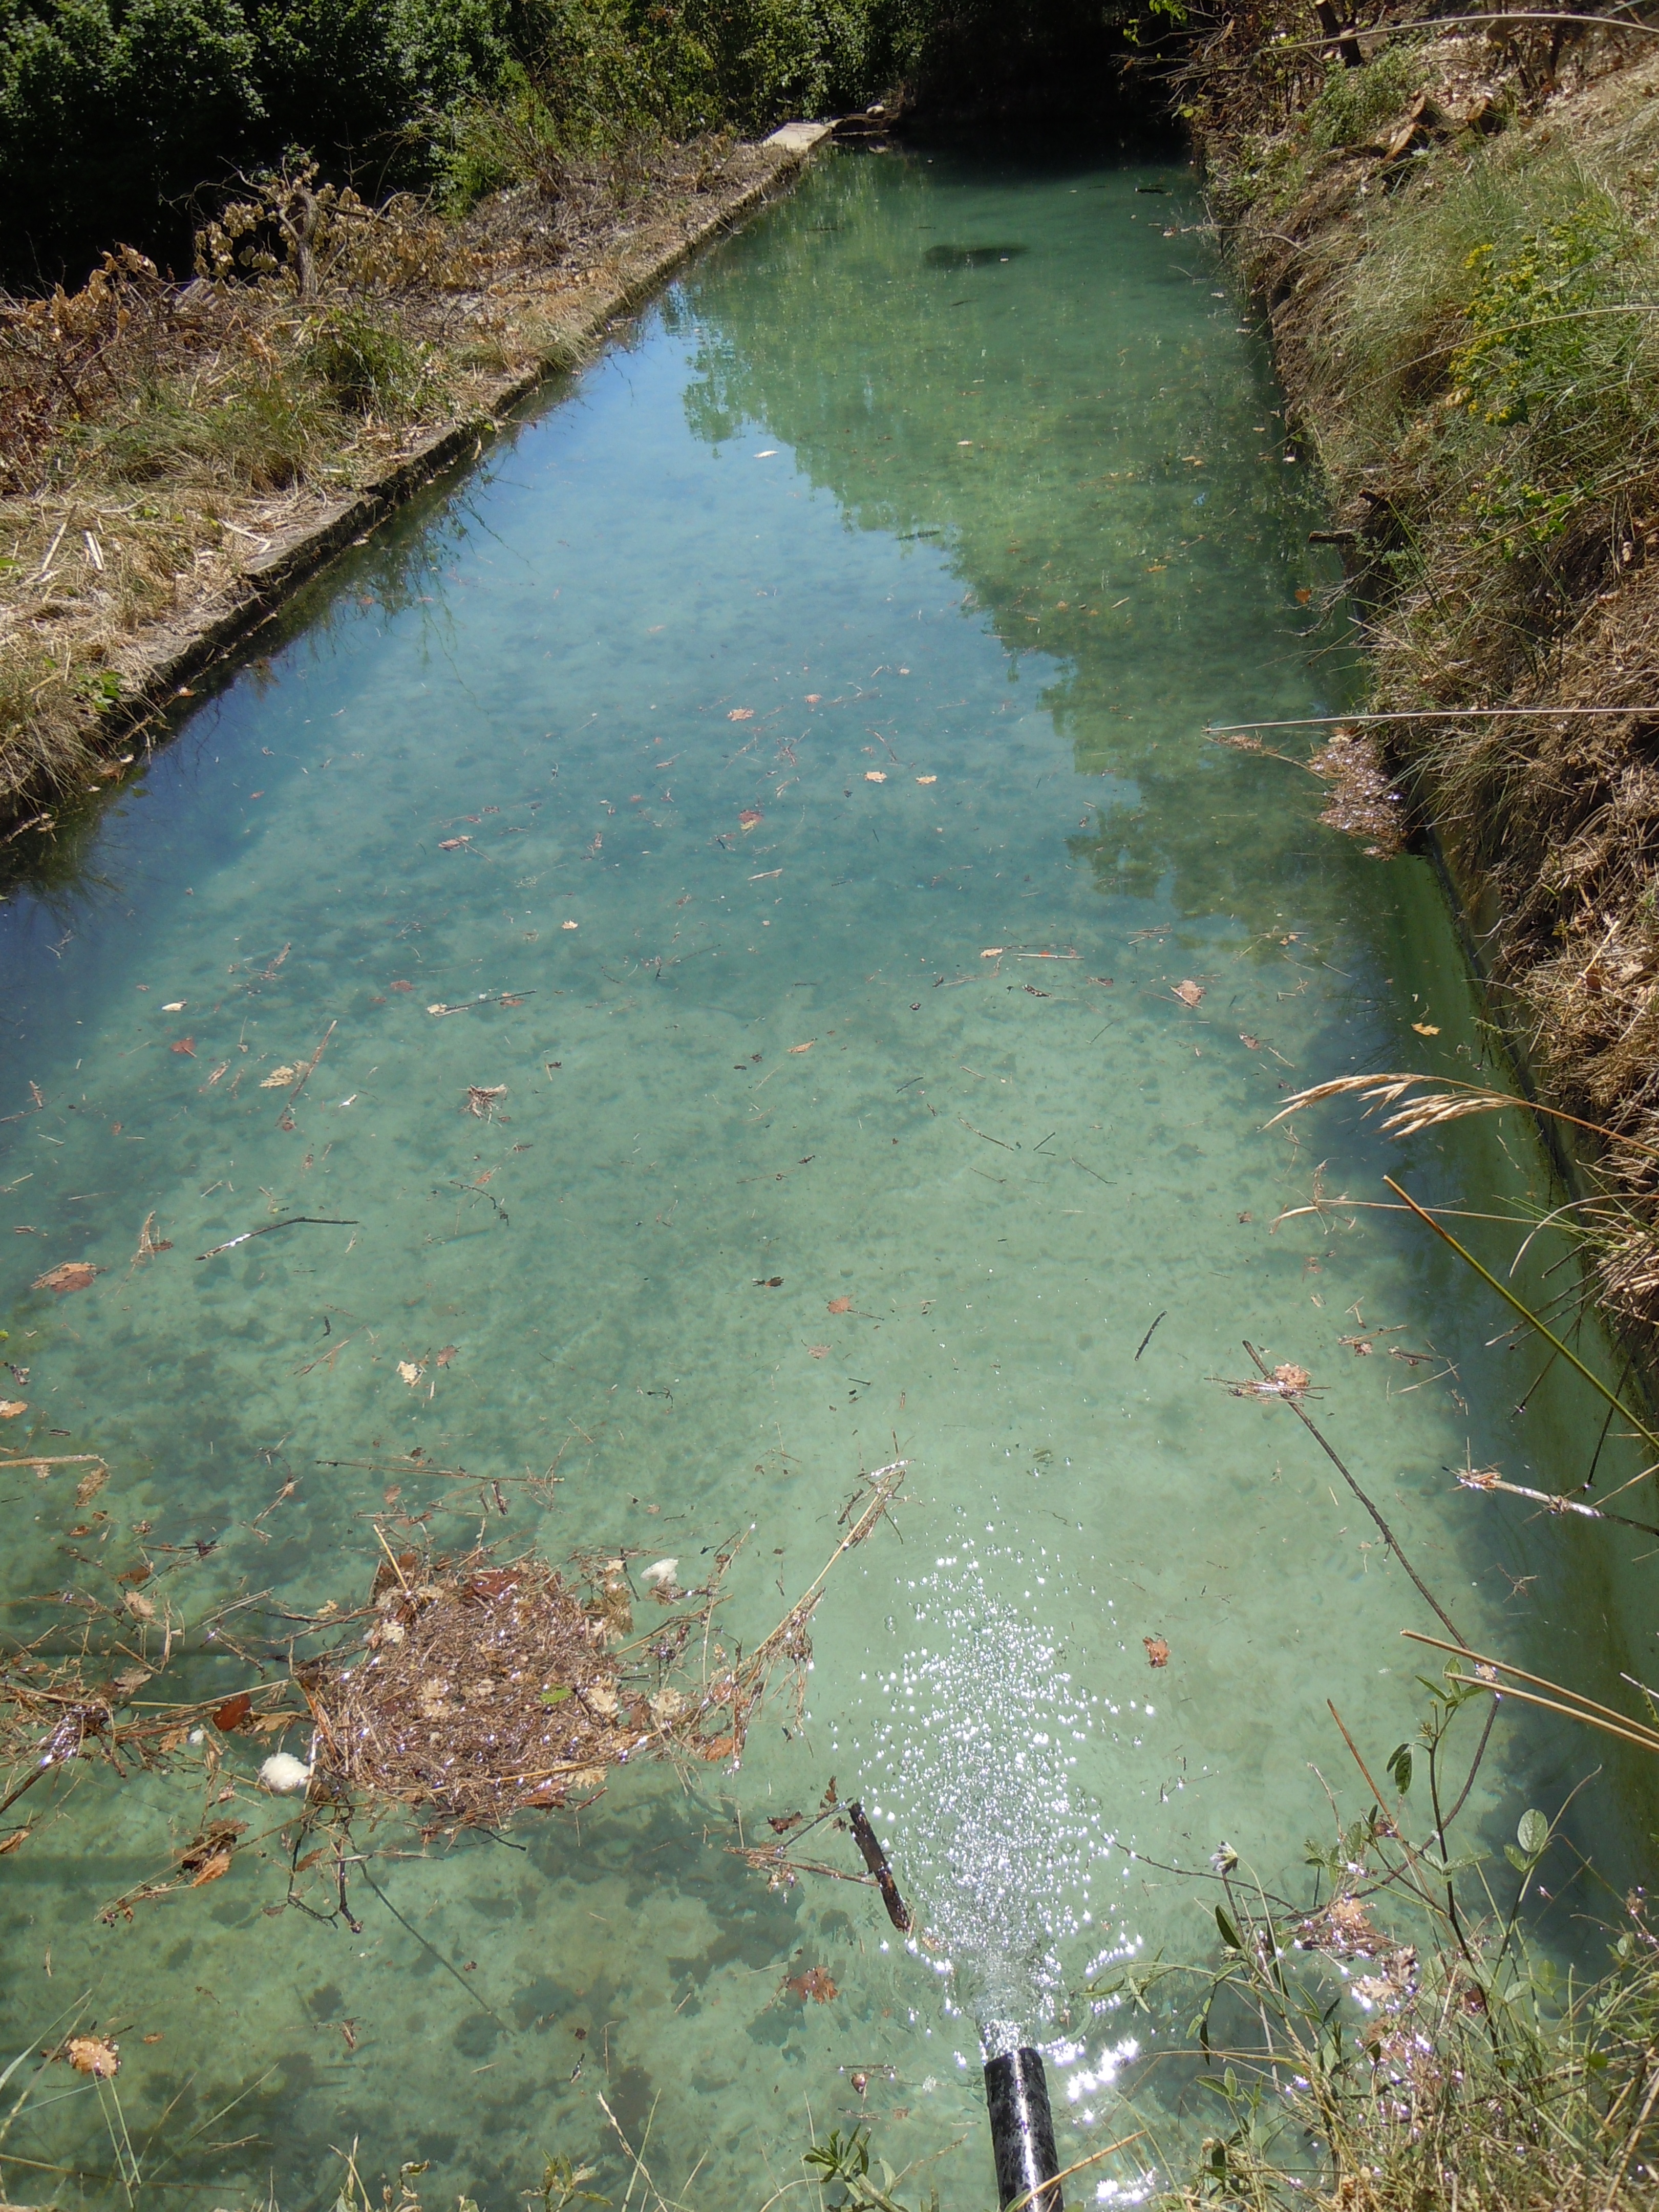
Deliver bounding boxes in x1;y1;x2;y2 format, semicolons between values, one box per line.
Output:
0;134;778;827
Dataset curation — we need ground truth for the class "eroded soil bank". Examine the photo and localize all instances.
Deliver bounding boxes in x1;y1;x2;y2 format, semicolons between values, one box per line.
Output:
1189;13;1659;1354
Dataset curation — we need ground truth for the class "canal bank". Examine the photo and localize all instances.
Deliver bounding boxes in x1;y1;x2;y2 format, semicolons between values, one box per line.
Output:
1188;18;1659;1379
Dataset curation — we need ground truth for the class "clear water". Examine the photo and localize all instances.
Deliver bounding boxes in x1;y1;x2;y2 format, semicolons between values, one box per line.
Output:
2;142;1652;2211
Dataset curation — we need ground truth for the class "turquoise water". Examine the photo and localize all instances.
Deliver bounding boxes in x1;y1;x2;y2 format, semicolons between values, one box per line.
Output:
1;143;1652;2210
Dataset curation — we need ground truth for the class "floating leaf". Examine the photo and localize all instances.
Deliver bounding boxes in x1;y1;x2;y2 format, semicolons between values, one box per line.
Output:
214;1693;253;1733
0;1400;25;1418
259;1065;300;1088
789;1040;815;1054
807;1345;831;1359
439;837;471;850
768;1811;803;1833
786;1966;838;2003
917;774;937;784
561;920;579;930
728;708;755;721
827;1296;853;1314
1173;980;1205;1008
981;947;1003;958
65;2037;119;2078
162;1000;185;1012
189;1848;233;1887
865;770;887;783
389;980;414;992
123;1589;156;1621
1144;1635;1169;1667
1412;1022;1440;1036
34;1261;97;1294
169;1037;196;1056
738;809;763;830
397;1360;424;1387
437;1346;458;1367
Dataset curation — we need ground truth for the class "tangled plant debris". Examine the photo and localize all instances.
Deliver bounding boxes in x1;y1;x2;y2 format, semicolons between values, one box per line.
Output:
1;1459;906;1852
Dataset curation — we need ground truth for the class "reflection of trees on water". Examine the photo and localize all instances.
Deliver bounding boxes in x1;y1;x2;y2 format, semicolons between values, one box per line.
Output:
669;147;1365;940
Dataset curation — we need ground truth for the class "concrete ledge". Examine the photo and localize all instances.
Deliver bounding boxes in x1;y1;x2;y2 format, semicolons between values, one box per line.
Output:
762;121;836;154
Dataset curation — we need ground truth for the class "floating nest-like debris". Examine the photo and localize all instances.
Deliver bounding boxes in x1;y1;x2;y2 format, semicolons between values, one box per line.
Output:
1308;730;1407;857
299;1462;905;1830
304;1548;737;1822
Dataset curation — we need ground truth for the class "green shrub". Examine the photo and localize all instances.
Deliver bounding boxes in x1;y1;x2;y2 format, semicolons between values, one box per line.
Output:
1305;41;1421;152
301;305;435;414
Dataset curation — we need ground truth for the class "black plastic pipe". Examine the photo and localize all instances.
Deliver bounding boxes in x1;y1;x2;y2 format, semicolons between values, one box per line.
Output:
984;2047;1064;2211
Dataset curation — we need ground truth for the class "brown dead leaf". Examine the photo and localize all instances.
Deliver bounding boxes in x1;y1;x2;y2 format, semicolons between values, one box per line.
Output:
917;774;937;784
123;1589;156;1621
439;836;471;851
738;809;763;830
789;1040;815;1054
1173;980;1205;1008
827;1296;853;1314
0;1400;25;1418
436;1346;457;1367
75;1465;109;1505
259;1065;299;1089
34;1261;97;1294
65;2037;119;2078
981;947;1004;958
1240;1034;1261;1050
1412;1022;1440;1036
397;1360;424;1387
1144;1635;1170;1668
807;1345;831;1359
169;1037;196;1057
785;1966;838;2003
768;1812;804;1833
728;708;755;720
213;1693;253;1733
864;770;887;783
189;1848;233;1887
389;980;414;992
1295;587;1312;605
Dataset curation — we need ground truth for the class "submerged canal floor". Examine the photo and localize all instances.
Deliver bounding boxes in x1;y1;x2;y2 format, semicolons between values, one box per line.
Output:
1;142;1651;2207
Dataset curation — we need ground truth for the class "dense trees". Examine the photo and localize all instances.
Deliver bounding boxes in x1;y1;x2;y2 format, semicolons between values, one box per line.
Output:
0;0;1154;283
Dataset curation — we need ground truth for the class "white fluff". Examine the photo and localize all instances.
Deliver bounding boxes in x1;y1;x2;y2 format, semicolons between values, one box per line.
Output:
259;1752;313;1794
642;1558;678;1588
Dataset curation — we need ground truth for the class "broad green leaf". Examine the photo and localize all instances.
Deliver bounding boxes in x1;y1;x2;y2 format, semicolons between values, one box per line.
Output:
1517;1807;1548;1856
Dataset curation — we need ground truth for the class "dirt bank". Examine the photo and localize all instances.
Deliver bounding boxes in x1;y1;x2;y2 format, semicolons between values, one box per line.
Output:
0;128;825;849
1189;9;1659;1342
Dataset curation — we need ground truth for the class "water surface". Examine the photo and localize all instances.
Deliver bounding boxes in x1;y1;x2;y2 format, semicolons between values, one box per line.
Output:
1;143;1650;2210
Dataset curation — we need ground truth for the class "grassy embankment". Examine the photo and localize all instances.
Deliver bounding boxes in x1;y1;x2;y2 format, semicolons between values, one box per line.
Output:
1185;6;1659;1355
0;0;1140;835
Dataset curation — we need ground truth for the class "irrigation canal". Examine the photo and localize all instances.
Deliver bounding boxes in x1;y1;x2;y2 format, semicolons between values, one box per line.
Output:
0;140;1650;2208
